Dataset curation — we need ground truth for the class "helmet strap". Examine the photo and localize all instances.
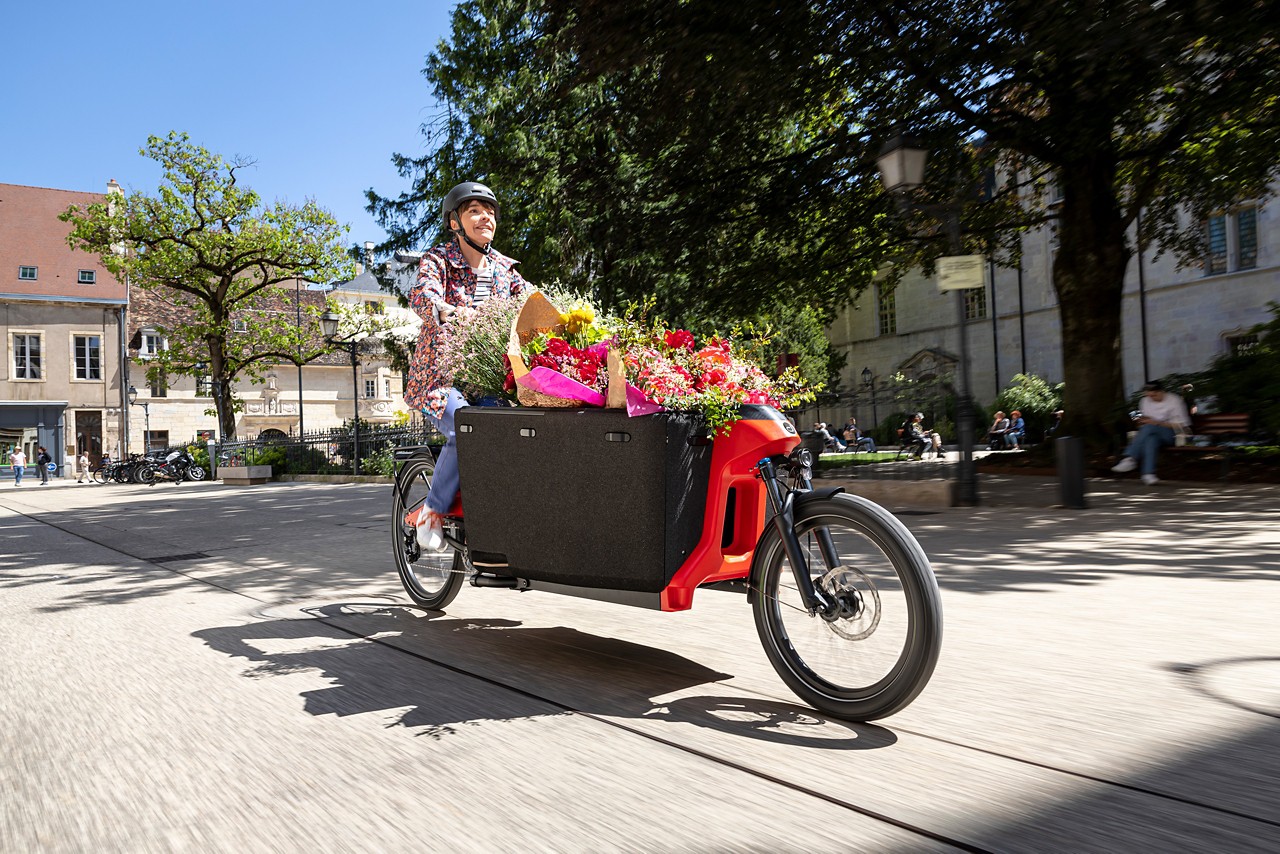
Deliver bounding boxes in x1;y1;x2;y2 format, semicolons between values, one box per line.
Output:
449;210;493;256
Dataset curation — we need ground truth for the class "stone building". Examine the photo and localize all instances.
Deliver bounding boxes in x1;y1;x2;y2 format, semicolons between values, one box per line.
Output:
1;181;128;475
123;256;419;449
827;194;1277;425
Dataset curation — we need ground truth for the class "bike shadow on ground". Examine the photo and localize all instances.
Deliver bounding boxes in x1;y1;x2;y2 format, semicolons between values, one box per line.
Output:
192;601;896;750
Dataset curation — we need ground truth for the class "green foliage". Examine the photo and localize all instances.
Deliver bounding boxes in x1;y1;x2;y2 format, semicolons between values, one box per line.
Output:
366;0;883;330
994;374;1065;439
189;444;210;475
61;132;355;439
538;0;1279;448
362;447;397;478
1199;302;1280;438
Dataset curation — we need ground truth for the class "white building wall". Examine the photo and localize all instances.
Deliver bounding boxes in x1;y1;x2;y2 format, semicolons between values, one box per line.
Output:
831;194;1278;406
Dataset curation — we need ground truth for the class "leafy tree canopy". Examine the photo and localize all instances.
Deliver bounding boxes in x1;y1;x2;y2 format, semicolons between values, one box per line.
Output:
62;132;355;439
541;0;1280;445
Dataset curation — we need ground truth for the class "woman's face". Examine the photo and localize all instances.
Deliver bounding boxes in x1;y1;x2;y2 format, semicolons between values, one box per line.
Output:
455;200;497;245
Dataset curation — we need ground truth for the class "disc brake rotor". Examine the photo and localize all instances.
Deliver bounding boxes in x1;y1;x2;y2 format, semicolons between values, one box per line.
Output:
818;565;881;640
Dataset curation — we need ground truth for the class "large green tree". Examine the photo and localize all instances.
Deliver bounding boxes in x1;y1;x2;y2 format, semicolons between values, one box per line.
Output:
365;0;863;389
543;0;1280;444
62;132;355;440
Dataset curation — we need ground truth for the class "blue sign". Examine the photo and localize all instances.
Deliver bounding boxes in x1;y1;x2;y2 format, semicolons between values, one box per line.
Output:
46;462;57;472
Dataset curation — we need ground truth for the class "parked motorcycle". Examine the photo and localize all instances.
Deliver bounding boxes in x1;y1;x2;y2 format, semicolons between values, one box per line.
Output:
146;449;208;483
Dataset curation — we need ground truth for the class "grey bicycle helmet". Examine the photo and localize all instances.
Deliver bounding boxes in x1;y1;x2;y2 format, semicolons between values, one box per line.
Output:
441;181;499;255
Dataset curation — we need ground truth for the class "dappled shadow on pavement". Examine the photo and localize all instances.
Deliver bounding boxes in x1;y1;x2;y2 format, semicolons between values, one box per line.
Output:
0;483;398;612
5;477;1278;606
909;478;1280;595
193;602;896;750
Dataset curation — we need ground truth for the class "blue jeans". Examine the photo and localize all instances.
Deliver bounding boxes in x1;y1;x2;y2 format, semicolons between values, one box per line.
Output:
422;391;507;514
856;437;877;453
422;389;468;514
1123;424;1175;475
13;465;24;485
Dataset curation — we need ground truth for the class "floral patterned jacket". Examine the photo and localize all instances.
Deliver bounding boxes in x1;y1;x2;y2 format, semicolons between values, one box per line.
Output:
405;240;529;410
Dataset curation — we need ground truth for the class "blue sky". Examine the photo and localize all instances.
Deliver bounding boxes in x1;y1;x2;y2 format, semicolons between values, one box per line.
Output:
1;0;458;247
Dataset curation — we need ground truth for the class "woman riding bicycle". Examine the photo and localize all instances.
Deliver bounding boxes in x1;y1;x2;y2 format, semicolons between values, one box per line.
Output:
403;181;530;550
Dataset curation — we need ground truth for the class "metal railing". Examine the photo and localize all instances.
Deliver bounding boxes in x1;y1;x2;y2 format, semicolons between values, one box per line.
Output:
214;423;443;476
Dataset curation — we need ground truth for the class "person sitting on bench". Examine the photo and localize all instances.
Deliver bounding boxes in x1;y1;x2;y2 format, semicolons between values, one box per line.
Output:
1005;410;1026;449
988;411;1011;450
842;417;877;453
813;422;846;453
1111;380;1191;486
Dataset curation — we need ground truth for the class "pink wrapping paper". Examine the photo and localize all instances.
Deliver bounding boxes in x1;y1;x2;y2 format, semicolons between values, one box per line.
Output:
625;384;665;417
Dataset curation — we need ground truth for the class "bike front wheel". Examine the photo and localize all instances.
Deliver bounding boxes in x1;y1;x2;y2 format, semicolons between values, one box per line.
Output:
752;493;942;721
391;458;463;610
185;464;207;481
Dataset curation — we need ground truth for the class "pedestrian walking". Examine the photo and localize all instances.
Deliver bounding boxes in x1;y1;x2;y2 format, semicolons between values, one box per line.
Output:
37;446;52;485
9;447;26;486
77;450;90;483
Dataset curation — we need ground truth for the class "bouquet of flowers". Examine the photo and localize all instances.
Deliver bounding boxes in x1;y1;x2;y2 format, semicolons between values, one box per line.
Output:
615;323;814;432
441;288;814;430
436;293;527;400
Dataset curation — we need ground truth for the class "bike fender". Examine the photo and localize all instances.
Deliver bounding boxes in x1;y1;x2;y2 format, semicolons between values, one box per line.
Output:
746;487;845;604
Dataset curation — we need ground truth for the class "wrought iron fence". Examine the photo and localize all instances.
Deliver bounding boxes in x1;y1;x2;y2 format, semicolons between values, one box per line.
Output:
213;422;443;476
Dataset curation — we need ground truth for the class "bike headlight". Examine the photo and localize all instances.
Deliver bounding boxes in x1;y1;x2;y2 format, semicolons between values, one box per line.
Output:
789;446;814;469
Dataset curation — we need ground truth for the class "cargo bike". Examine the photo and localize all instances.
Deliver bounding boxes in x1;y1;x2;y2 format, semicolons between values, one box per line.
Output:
391;403;942;721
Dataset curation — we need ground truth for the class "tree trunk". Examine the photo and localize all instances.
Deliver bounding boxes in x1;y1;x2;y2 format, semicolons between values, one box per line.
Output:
1052;158;1132;451
213;376;237;442
206;337;238;442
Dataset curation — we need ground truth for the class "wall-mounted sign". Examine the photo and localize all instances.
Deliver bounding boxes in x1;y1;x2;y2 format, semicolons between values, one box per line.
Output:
937;255;987;292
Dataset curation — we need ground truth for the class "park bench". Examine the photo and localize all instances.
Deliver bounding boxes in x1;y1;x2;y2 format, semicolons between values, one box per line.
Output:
1165;412;1253;478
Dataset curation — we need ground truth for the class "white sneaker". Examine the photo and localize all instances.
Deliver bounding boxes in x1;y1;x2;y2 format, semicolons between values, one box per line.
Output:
405;506;448;553
421;515;446;552
1141;473;1159;485
1111;457;1137;473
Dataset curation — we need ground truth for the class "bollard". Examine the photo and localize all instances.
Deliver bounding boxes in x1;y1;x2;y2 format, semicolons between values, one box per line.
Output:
1056;435;1087;509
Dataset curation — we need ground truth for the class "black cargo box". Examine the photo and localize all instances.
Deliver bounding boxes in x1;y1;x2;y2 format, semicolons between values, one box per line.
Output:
454;407;712;592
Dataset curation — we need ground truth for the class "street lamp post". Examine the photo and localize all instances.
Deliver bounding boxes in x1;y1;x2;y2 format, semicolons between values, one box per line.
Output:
320;310;361;476
296;278;305;437
127;385;150;455
876;136;979;506
862;368;877;435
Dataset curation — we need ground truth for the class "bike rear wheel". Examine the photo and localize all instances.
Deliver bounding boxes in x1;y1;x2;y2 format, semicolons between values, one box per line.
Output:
134;463;157;485
752;493;941;721
392;458;464;610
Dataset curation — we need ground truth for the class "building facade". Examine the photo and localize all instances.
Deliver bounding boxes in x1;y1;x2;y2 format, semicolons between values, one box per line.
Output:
1;182;129;475
123;260;419;449
828;195;1278;422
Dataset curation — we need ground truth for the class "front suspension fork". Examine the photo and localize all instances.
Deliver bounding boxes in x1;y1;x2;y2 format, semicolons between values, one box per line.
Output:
759;457;838;616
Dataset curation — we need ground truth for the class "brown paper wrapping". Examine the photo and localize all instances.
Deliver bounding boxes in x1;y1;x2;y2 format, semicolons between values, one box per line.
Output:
506;291;625;409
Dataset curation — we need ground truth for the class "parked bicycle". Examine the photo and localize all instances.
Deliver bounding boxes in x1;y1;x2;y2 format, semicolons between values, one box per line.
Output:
391;404;942;722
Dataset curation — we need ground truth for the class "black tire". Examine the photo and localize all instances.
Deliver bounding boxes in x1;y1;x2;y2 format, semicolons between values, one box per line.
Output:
185;464;207;481
752;493;942;721
134;463;157;485
391;458;464;610
93;468;109;484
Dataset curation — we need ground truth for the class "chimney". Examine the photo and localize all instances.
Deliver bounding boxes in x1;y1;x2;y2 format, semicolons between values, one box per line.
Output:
364;241;375;272
107;178;122;196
